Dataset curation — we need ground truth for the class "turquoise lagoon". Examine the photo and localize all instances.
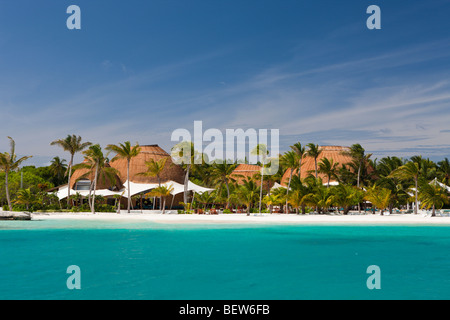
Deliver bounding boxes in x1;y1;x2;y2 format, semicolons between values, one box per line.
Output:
0;219;449;300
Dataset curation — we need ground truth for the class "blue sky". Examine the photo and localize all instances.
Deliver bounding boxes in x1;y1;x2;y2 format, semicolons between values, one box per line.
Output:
1;0;450;166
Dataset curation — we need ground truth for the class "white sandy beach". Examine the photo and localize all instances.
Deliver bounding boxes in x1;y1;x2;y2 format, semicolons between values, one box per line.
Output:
29;211;450;226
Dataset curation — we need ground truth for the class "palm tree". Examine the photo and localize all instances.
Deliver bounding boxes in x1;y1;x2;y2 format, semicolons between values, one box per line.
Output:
263;193;279;214
318;157;339;188
136;157;167;209
419;180;449;217
106;141;141;213
236;178;260;215
73;144;119;214
146;185;174;214
251;144;269;213
49;156;67;186
364;185;391;213
290;142;305;178
328;184;361;215
376;156;404;178
302;180;331;214
50;135;91;205
341;144;372;189
171;141;201;205
209;162;237;208
306;143;322;178
196;191;216;211
14;188;37;212
0;137;32;211
287;189;307;214
289;175;310;214
437;158;450;185
418;181;449;217
341;143;372;213
389;161;420;214
281;150;299;212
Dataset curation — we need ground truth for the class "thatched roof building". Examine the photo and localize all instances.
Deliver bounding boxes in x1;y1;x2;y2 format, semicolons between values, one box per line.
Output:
231;163;274;188
69;161;123;191
109;144;186;185
281;145;354;186
70;145;185;190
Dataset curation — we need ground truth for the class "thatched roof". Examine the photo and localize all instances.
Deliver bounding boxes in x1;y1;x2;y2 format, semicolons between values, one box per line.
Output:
69;161;123;190
231;163;273;188
109;144;185;185
281;145;354;185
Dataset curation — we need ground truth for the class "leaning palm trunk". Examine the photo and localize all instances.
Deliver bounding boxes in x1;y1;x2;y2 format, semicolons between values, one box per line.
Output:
88;181;93;211
357;163;362;213
414;178;418;214
162;197;166;214
67;154;74;206
225;180;230;209
91;164;98;214
158;177;162;211
314;159;318;178
184;164;190;204
127;160;131;213
285;168;294;213
259;167;264;213
5;172;12;211
298;158;302;178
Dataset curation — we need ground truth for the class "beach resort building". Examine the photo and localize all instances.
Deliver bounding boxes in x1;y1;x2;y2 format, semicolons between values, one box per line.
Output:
58;145;211;209
281;145;355;186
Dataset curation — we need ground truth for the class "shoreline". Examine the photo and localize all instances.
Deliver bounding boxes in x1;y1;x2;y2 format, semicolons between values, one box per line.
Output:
26;211;450;226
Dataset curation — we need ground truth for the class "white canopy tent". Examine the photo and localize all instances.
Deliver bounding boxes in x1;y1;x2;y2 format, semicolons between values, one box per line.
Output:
122;180;214;196
430;178;450;192
54;186;124;200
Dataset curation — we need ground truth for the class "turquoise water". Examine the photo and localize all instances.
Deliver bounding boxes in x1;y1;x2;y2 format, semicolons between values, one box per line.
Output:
1;219;449;300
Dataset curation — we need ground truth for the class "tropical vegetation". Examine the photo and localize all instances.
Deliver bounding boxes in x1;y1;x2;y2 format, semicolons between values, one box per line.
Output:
1;135;450;217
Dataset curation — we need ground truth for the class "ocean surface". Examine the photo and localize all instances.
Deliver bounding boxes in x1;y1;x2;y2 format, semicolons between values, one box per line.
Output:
0;219;449;300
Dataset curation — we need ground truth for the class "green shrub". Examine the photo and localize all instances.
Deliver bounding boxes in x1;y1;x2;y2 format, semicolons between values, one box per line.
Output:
223;209;232;214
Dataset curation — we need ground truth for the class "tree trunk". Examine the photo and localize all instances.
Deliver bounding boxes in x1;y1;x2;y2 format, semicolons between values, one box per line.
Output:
357;164;361;214
314;159;318;178
67;154;74;206
88;181;93;211
225;180;230;209
286;168;293;214
414;177;418;214
91;165;98;214
184;165;190;204
127;159;131;213
162;197;166;214
5;171;12;211
432;204;435;217
158;177;162;211
259;167;264;213
298;158;302;178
